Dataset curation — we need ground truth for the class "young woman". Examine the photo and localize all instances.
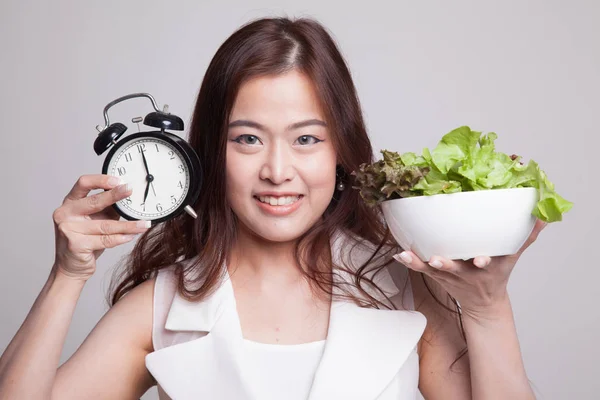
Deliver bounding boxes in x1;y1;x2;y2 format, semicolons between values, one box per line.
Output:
0;17;544;399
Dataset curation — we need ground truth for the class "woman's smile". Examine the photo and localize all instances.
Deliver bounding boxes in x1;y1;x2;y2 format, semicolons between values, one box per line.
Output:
254;194;305;216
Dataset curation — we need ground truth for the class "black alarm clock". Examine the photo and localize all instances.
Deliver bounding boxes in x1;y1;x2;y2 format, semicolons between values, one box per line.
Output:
93;92;202;225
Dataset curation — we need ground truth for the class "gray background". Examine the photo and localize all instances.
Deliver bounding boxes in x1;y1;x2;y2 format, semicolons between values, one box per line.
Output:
1;1;597;399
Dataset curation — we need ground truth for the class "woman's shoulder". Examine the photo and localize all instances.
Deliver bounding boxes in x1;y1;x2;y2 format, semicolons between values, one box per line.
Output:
109;262;184;353
110;275;157;351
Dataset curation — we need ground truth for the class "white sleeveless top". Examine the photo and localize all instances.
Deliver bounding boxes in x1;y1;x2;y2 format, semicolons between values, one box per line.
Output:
146;231;427;399
243;339;326;400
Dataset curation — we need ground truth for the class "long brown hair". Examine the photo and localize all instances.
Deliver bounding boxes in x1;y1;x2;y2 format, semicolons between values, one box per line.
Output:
107;16;467;369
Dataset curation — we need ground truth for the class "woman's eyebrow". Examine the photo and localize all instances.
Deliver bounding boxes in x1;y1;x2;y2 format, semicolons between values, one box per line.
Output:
288;119;327;130
228;119;327;131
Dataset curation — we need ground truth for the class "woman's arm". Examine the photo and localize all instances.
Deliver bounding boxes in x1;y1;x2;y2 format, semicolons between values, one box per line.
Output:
0;267;84;398
411;269;472;399
462;294;535;399
411;269;535;400
0;266;156;399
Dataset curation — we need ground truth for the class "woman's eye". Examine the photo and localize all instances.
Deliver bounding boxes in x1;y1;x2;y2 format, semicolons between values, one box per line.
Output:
233;134;261;145
296;135;322;146
231;134;321;146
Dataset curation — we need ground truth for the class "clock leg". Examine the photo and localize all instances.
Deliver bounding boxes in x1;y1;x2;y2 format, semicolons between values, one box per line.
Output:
184;205;197;219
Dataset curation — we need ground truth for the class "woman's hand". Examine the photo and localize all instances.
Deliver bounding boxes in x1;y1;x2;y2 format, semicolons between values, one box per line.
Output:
52;174;151;282
393;219;548;318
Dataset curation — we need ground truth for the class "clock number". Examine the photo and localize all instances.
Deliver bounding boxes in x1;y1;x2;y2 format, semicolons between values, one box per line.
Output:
155;143;160;153
178;165;184;174
156;203;163;212
137;143;146;153
140;202;146;212
124;197;132;205
124;153;132;162
117;167;126;176
177;181;183;189
168;150;175;160
170;195;177;204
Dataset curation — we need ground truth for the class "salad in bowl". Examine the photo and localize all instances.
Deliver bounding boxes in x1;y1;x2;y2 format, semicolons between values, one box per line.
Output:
352;126;573;261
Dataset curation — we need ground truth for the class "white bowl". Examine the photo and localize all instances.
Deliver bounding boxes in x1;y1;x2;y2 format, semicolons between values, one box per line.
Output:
380;187;538;262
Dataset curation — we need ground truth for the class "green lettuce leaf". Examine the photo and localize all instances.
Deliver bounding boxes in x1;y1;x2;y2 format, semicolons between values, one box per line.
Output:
352;126;573;223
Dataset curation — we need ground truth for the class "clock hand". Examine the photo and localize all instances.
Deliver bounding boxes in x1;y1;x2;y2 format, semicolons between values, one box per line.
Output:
144;180;150;203
141;151;150;176
141;150;152;203
151;181;156;196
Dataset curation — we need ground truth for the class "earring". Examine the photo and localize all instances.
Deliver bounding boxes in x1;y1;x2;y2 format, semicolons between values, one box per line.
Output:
336;169;345;191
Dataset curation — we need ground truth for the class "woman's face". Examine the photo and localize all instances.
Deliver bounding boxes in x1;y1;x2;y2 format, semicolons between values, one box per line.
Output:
226;70;337;243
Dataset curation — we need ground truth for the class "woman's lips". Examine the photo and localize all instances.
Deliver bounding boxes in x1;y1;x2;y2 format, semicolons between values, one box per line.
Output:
254;195;304;216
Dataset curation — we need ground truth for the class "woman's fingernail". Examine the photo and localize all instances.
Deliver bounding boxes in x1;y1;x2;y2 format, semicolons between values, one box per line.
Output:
137;220;151;228
396;252;412;264
474;258;488;268
117;183;131;193
108;176;122;187
429;260;443;269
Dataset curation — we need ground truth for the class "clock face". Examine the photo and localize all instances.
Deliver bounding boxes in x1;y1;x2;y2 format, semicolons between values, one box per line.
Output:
106;137;191;220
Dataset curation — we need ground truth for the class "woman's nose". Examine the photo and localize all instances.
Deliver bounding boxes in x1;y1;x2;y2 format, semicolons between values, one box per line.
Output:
259;141;295;184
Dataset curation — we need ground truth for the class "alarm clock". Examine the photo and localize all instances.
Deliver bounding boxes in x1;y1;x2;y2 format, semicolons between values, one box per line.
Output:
93;92;202;225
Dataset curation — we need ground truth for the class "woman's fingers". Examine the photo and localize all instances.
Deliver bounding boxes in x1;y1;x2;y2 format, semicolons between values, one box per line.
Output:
426;255;472;275
89;203;122;221
54;174;130;224
64;231;138;254
65;219;150;235
68;183;132;218
59;219;150;251
393;251;490;275
63;174;122;202
392;251;463;275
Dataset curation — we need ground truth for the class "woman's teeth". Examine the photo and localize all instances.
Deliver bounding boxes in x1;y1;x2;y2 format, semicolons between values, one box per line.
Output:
257;195;300;206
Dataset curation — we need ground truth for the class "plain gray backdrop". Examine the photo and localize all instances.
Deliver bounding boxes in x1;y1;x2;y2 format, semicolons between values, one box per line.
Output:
1;1;598;399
